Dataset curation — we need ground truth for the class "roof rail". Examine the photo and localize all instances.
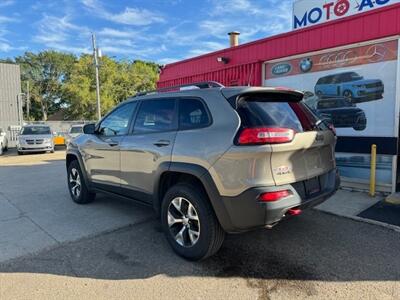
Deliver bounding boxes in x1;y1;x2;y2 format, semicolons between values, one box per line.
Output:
134;81;225;97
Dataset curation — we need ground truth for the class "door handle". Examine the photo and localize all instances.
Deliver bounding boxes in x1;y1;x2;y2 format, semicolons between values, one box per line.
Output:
105;139;119;147
153;140;170;147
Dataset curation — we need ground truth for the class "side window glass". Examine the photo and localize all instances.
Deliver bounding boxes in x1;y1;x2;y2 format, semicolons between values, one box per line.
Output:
344;73;352;82
134;99;176;133
99;102;137;137
179;98;210;130
331;75;339;84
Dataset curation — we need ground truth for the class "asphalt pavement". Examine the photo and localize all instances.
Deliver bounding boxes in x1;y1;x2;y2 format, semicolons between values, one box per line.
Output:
1;210;400;299
0;149;152;262
1;149;400;299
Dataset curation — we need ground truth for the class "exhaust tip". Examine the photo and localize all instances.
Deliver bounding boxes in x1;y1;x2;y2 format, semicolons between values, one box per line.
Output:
287;208;302;216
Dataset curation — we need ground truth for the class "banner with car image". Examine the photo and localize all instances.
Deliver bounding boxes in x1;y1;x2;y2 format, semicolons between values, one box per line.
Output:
264;39;399;190
264;39;398;137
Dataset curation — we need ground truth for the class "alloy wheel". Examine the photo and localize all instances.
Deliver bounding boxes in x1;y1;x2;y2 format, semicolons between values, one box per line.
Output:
69;168;81;198
167;197;200;247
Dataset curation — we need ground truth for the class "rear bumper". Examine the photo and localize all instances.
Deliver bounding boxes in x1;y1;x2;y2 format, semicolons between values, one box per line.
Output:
218;169;340;233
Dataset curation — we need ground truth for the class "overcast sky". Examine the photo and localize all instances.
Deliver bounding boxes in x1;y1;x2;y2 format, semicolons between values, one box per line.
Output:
0;0;293;64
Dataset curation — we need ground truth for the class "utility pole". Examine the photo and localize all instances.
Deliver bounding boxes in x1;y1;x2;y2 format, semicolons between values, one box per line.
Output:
92;33;101;120
26;81;30;120
17;93;25;126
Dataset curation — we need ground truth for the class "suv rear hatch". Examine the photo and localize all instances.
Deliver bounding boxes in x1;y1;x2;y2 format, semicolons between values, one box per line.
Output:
224;88;336;187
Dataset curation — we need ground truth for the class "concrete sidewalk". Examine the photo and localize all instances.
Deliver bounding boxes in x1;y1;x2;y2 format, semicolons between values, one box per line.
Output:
315;189;400;230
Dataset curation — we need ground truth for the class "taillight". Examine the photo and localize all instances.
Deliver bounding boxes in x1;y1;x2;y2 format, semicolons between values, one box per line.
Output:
238;127;295;145
259;190;292;202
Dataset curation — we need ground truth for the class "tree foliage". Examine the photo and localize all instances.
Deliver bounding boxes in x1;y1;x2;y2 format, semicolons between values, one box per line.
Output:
3;51;159;121
63;56;159;120
15;51;76;120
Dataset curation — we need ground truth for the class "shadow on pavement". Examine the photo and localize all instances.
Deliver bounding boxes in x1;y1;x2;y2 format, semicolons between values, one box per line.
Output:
0;146;65;157
1;209;399;283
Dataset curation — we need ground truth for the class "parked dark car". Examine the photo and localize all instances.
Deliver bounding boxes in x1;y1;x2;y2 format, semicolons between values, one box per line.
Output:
314;72;384;103
311;97;367;131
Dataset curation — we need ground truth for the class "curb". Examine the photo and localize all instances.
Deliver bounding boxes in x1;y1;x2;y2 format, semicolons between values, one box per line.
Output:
384;193;400;205
315;208;400;233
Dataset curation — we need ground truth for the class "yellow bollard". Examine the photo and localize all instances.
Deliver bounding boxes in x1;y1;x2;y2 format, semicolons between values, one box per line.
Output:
369;144;377;197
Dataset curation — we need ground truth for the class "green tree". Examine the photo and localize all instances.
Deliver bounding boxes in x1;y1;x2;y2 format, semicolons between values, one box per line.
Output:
63;56;159;120
15;51;76;120
2;50;159;121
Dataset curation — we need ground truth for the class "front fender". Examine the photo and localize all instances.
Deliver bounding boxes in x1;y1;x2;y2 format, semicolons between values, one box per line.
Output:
66;149;92;190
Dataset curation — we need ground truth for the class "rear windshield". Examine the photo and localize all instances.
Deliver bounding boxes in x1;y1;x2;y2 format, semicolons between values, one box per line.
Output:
237;97;325;132
21;126;51;135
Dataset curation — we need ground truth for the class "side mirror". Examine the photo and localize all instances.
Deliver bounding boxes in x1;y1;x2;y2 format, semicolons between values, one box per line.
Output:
83;123;96;134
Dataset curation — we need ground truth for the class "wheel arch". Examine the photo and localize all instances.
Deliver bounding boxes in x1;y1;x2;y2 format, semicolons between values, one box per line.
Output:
66;151;91;190
154;162;233;232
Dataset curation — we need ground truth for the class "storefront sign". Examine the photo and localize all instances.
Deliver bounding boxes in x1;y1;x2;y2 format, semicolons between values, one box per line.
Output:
293;0;400;29
264;39;399;187
271;63;292;76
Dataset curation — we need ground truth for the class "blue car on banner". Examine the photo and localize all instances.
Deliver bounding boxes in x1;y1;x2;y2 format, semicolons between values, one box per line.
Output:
314;72;384;103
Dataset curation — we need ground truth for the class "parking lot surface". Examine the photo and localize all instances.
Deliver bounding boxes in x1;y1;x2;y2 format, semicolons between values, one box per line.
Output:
0;149;152;262
1;149;400;299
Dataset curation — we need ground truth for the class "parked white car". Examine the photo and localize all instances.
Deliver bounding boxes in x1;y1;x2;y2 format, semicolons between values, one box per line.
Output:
65;124;84;145
17;125;54;155
0;128;8;155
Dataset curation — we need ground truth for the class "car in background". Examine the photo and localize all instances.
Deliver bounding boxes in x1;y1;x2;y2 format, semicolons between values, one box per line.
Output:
314;72;384;103
53;132;66;147
306;97;367;131
17;125;55;155
65;124;84;145
0;128;8;155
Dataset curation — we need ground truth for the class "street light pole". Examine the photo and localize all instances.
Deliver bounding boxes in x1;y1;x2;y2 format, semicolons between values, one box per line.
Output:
92;33;101;120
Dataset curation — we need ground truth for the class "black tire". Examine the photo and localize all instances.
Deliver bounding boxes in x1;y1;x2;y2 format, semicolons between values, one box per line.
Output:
67;160;95;204
343;90;353;101
353;123;366;131
4;146;7;152
161;183;225;261
17;151;23;155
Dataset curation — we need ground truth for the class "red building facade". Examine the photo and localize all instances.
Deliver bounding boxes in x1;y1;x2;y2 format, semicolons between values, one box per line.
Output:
158;4;400;193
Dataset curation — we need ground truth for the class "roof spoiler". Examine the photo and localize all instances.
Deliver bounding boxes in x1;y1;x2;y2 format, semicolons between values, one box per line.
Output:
221;88;304;109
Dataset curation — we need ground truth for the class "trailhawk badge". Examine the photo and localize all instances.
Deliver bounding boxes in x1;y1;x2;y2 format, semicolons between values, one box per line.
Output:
273;166;292;176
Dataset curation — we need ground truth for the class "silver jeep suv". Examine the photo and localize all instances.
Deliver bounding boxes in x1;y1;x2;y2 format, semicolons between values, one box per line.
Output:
66;82;340;260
